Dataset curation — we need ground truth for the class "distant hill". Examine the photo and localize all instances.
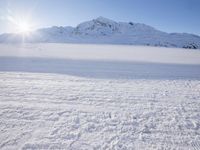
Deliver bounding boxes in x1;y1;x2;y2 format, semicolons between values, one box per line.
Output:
0;16;199;49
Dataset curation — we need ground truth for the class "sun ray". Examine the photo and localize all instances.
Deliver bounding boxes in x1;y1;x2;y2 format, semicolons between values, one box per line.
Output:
17;21;32;33
6;12;34;34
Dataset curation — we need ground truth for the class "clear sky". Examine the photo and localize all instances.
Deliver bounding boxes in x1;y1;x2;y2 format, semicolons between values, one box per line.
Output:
0;0;199;35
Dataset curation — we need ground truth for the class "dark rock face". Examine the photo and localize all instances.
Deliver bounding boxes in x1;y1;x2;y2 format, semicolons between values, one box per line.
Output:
129;22;134;26
183;43;198;49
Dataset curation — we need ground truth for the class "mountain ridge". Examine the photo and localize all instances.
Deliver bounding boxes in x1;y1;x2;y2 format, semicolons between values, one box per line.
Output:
0;16;199;49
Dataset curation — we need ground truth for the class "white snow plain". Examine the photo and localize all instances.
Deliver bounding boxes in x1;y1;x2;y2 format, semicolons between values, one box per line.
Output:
0;44;200;150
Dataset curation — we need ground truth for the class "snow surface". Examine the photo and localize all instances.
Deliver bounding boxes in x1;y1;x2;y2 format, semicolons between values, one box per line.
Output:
0;17;200;49
0;44;200;149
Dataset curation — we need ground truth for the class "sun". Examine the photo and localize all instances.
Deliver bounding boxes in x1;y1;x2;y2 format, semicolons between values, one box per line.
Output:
7;15;34;33
6;11;36;36
16;21;32;33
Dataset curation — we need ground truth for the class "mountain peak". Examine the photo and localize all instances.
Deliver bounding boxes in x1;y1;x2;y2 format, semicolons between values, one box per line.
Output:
95;16;116;23
0;17;199;49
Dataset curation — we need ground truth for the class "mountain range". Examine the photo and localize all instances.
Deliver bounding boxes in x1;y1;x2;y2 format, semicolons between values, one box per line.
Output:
0;16;199;49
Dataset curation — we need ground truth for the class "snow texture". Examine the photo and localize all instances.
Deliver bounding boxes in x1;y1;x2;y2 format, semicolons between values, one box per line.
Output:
0;17;200;49
0;44;200;150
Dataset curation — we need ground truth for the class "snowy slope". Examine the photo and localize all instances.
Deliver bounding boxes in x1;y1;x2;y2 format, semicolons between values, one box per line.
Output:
0;17;200;49
0;44;200;149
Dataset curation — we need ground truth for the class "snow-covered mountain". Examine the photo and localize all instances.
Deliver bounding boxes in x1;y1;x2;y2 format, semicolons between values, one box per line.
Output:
0;16;200;49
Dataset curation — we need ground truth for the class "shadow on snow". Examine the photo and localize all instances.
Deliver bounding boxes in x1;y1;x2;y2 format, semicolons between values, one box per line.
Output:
0;56;200;80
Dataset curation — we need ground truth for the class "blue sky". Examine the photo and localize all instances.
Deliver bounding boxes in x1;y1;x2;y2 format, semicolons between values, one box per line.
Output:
0;0;199;35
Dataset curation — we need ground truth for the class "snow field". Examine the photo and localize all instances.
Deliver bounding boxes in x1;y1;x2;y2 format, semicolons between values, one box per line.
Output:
0;44;200;149
0;72;200;149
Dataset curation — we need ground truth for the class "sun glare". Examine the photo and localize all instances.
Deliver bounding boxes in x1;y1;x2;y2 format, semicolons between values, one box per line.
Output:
16;21;32;33
7;14;34;34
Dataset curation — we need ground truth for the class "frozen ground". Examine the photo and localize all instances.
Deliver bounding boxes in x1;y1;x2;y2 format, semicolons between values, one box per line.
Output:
0;44;200;149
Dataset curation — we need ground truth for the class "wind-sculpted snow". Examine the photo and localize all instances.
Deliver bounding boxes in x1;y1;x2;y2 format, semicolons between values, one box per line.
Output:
0;73;200;150
0;17;200;49
0;44;200;149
